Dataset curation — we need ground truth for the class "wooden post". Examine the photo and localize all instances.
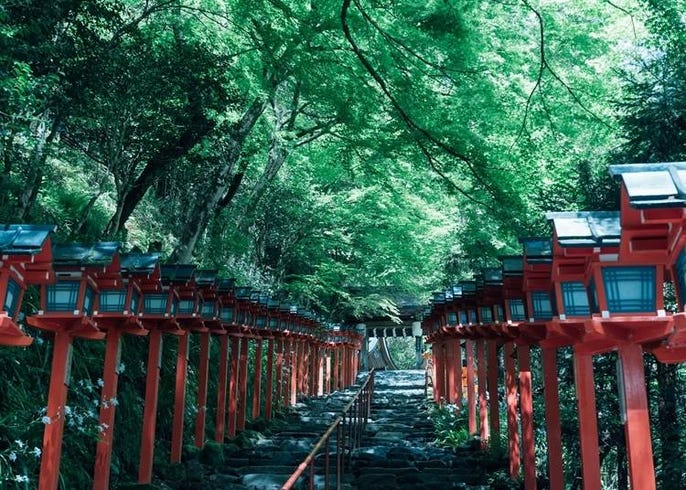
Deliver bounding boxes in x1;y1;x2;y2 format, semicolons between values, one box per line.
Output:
518;344;536;490
477;339;489;443
265;338;275;419
236;336;249;431
618;344;656;490
251;338;263;420
214;334;229;442
504;341;520;478
573;348;601;490
488;341;500;444
289;340;298;405
456;340;463;409
39;330;73;490
138;329;163;484
194;331;211;447
275;338;284;407
445;340;457;403
542;347;564;490
93;330;122;490
433;343;444;402
227;336;240;438
170;332;189;463
466;340;476;435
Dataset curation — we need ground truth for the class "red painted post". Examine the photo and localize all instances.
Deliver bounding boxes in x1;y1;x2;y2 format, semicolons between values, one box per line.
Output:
237;336;249;431
542;347;564;490
289;340;298;405
139;329;163;484
275;339;284;407
504;341;520;478
227;336;240;438
573;348;601;490
323;348;331;394
194;331;211;447
618;344;656;490
251;338;263;420
39;330;73;490
477;339;489;444
214;334;230;442
265;338;275;419
456;340;463;409
94;329;122;490
170;333;189;463
317;346;325;396
488;341;500;444
445;340;457;403
466;340;476;435
433;343;444;402
518;344;536;490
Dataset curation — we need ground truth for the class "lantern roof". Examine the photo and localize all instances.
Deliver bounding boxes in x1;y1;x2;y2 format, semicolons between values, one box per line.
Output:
234;286;252;299
459;280;477;295
160;264;196;284
501;255;524;275
193;269;218;286
216;278;236;293
120;253;160;275
519;237;553;262
609;162;686;208
52;242;120;266
545;211;620;248
0;224;56;255
482;267;503;285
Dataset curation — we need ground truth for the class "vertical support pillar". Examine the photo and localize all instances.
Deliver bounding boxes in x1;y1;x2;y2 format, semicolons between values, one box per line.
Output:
227;336;240;438
265;338;275;420
504;341;520;479
542;347;564;490
333;346;340;391
171;332;189;463
288;340;300;406
236;336;249;432
251;338;263;420
432;343;444;403
488;341;500;445
275;338;284;407
618;344;656;490
456;340;463;409
139;329;163;484
477;339;489;443
317;346;325;396
39;330;73;490
94;329;123;490
518;344;536;490
194;331;211;448
323;349;331;394
466;340;477;435
445;340;457;403
573;348;601;490
215;334;230;442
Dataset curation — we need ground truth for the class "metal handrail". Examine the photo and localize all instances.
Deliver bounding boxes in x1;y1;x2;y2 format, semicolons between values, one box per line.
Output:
281;369;375;490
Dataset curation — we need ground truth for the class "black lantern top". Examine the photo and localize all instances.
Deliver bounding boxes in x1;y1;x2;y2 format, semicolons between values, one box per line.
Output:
501;256;524;275
0;224;56;256
120;253;160;277
160;264;196;284
609;162;686;208
545;211;621;248
519;237;553;263
53;242;120;267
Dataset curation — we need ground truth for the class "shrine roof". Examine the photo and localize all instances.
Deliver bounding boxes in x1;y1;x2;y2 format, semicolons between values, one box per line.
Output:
609;162;686;208
519;237;553;263
52;242;120;265
216;278;236;293
193;269;218;286
545;211;620;247
160;264;196;284
500;255;524;275
0;224;56;255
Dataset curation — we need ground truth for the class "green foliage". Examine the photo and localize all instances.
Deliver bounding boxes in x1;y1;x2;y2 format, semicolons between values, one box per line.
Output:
428;403;470;448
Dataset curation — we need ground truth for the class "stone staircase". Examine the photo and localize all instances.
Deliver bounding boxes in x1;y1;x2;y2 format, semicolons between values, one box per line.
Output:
349;370;491;489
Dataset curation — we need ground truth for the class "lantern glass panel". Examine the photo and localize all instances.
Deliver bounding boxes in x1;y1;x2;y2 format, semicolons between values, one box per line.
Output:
447;312;458;325
83;286;96;315
220;306;234;322
588;279;600;314
602;266;656;313
508;298;526;321
4;277;21;319
496;304;504;321
561;281;590;316
130;290;141;314
99;290;127;312
531;291;554;320
674;249;686;309
468;310;476;324
144;293;168;314
178;299;195;314
479;306;493;323
269;317;278;329
201;301;216;318
459;311;467;325
47;282;80;312
256;315;267;327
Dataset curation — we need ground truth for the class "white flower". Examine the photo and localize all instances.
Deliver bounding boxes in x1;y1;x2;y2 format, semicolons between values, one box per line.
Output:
109;397;119;407
14;475;29;483
116;363;126;374
9;451;17;462
14;440;25;449
96;378;104;388
35;337;44;345
64;406;72;416
41;416;52;425
32;447;41;458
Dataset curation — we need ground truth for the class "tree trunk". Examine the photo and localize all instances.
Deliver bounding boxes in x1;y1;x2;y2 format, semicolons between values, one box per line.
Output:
170;97;267;263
